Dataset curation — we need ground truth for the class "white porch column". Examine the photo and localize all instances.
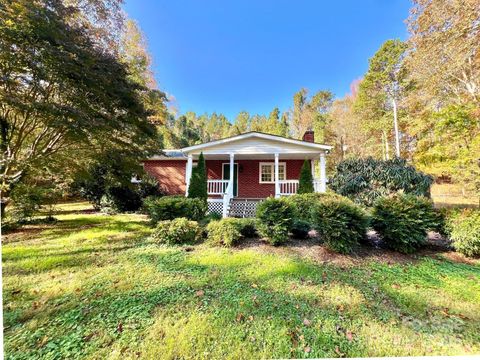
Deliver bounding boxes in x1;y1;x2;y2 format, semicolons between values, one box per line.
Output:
311;159;316;179
274;153;280;198
185;154;193;196
229;152;234;196
319;152;326;193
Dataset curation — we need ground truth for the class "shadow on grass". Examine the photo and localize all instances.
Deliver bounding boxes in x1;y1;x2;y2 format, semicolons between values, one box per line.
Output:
4;244;480;358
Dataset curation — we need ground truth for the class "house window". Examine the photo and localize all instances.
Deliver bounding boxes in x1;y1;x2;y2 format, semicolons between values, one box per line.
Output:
259;162;286;183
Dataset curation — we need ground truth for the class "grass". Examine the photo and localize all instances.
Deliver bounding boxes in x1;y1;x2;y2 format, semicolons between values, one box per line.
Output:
3;202;480;359
431;183;479;209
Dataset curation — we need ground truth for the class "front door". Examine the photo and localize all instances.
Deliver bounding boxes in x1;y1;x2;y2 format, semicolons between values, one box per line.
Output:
222;163;238;197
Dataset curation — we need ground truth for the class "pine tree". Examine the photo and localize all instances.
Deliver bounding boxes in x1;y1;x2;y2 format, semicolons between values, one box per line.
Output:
297;159;314;194
188;152;207;201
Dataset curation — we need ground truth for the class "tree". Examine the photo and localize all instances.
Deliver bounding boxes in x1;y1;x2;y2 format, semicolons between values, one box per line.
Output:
406;0;480;107
230;111;251;135
355;40;409;158
291;88;333;141
119;19;168;125
188;152;207;201
297;160;314;194
0;0;157;211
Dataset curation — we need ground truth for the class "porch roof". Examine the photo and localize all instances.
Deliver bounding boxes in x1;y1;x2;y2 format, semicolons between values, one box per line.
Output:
181;131;332;154
146;132;332;161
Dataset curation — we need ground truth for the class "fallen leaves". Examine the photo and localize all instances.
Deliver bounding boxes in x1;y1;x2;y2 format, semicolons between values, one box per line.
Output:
302;318;312;327
195;290;205;297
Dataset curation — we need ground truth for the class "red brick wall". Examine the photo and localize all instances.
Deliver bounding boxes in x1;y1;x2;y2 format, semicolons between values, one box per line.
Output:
143;158;308;198
143;160;186;195
206;159;306;198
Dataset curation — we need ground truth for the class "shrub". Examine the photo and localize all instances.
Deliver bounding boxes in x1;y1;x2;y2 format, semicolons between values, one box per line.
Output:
447;210;480;258
150;218;201;245
311;196;368;254
206;218;243;247
298;159;314;194
143;196;207;222
188;152;208;201
290;219;311;239
235;218;258;237
330;157;433;206
103;186;143;213
256;197;295;245
287;192;341;222
371;194;439;254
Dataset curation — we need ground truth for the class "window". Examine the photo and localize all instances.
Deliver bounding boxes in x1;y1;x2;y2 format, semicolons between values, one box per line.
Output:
259;162;286;183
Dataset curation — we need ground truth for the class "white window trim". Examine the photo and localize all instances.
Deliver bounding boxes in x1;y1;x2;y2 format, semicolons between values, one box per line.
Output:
259;162;286;184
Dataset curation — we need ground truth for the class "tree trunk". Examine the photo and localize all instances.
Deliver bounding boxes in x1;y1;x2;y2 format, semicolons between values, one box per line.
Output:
383;131;390;160
392;97;400;158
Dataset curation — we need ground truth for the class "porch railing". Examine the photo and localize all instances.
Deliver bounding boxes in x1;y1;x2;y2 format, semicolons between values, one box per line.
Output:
207;179;229;195
278;180;299;196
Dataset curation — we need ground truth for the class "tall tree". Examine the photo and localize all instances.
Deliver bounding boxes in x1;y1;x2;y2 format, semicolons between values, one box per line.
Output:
355;39;409;158
291;88;333;140
0;0;156;209
230;111;251;135
406;0;480;107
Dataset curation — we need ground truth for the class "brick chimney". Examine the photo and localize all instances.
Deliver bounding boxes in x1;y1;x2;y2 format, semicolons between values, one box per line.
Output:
302;130;314;143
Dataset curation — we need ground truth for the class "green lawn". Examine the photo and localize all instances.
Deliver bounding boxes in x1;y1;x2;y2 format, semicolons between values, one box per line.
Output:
3;203;480;359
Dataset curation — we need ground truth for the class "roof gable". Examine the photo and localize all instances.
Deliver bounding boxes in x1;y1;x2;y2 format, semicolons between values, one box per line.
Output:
181;132;331;154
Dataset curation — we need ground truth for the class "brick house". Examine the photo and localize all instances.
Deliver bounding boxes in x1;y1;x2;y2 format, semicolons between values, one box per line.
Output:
143;131;332;217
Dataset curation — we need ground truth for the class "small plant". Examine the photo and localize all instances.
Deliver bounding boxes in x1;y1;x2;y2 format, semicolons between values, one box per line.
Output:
150;218;201;245
206;218;243;247
290;219;311;239
256;197;295;245
371;194;439;254
298;159;314;194
206;218;257;247
447;210;480;258
311;196;368;254
143;196;207;222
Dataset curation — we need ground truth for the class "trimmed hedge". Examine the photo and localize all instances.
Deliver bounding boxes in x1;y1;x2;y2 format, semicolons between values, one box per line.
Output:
310;195;368;254
256;197;295;245
447;210;480;258
150;218;201;245
371;194;440;254
143;196;207;222
287;192;342;222
206;218;257;247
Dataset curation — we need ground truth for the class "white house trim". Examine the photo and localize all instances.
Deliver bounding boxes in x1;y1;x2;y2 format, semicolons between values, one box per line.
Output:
221;162;239;196
181;131;332;153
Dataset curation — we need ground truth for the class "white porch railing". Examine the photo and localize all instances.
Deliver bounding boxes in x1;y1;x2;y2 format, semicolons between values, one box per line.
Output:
278;180;299;196
207;179;229;195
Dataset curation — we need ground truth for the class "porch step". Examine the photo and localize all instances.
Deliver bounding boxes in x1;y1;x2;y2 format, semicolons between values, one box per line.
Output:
227;198;263;218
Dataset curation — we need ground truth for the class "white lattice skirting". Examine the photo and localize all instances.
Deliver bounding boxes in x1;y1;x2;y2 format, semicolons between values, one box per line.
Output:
207;199;223;216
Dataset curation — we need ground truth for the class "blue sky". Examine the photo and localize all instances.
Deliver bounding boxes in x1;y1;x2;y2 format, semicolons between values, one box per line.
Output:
124;0;411;120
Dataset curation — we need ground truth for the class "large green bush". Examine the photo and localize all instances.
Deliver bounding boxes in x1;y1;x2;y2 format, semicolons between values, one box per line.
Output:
150;218;201;245
330;157;433;206
447;210;480;258
287;192;341;222
371;194;440;254
297;159;314;194
256;197;295;245
143;196;207;222
310;196;368;254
